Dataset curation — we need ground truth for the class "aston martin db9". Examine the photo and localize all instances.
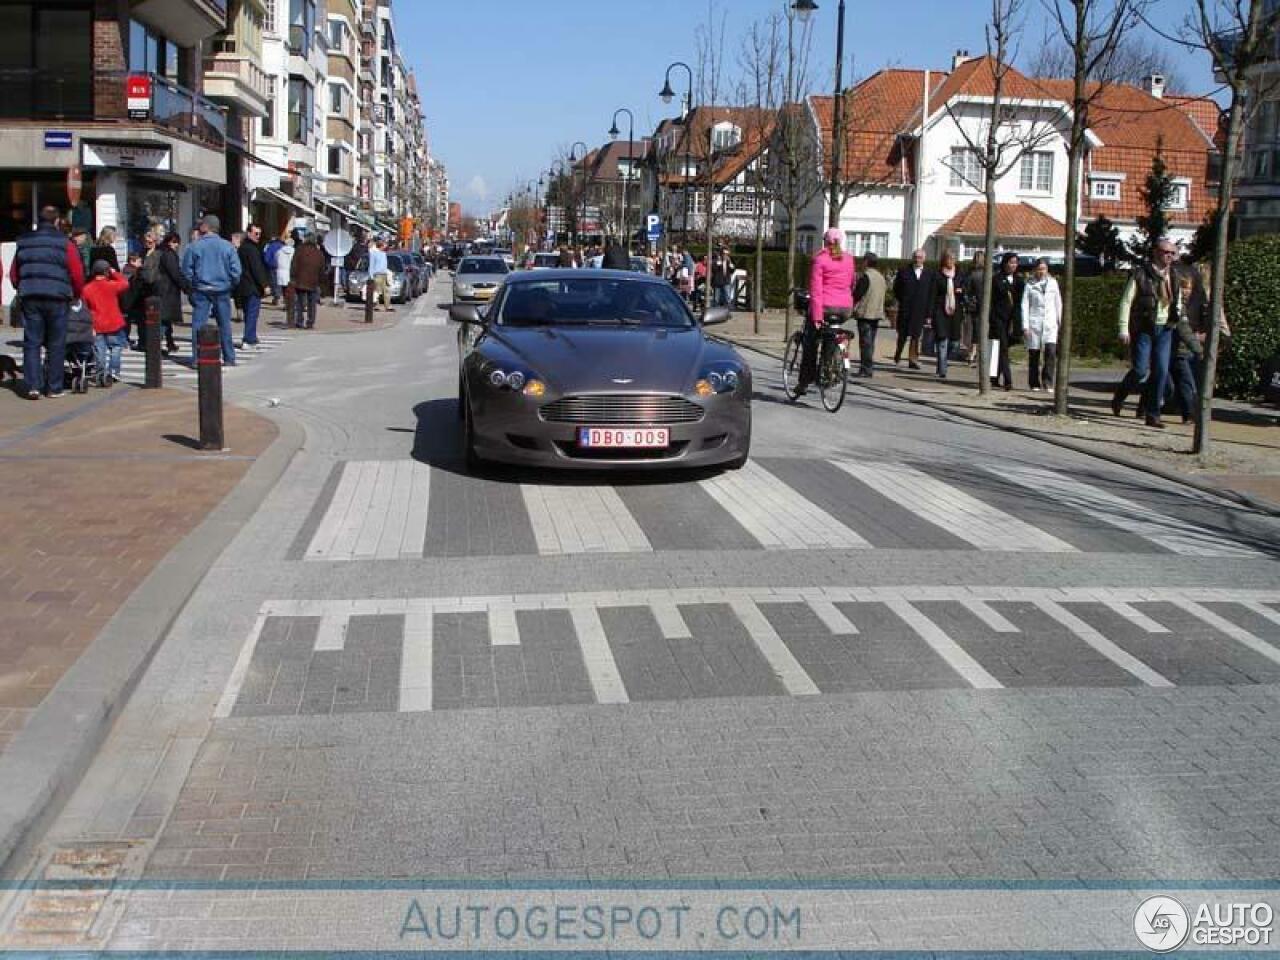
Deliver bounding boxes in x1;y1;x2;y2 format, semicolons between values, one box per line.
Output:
450;270;751;471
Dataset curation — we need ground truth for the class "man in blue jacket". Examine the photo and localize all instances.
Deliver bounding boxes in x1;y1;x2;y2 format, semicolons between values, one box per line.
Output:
8;205;85;399
182;214;242;366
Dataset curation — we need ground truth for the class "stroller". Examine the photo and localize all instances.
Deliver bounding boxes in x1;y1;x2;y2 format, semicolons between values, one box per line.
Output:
64;300;98;394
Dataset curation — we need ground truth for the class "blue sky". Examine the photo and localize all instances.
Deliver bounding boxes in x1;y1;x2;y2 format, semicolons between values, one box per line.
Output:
400;0;1218;217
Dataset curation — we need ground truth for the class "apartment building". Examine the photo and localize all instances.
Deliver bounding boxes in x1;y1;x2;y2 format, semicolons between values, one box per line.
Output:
1233;0;1280;237
317;0;360;229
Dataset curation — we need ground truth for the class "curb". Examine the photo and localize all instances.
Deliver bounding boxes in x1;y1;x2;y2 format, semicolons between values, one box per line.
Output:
716;333;1280;520
0;409;306;877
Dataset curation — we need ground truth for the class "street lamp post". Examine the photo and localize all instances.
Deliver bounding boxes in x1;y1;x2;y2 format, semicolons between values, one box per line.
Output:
793;0;845;229
570;140;589;248
609;107;635;251
549;160;568;246
659;61;694;247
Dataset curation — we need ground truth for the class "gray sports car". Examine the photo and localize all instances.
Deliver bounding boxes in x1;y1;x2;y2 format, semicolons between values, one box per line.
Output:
450;269;751;471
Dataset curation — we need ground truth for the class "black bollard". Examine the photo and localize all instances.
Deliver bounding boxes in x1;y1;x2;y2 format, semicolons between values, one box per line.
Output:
364;274;374;324
196;324;224;451
143;296;163;389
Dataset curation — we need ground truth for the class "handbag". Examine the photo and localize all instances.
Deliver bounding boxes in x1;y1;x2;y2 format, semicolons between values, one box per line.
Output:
987;339;1000;378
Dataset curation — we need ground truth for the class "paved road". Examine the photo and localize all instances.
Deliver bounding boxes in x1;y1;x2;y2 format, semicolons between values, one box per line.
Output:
4;286;1279;951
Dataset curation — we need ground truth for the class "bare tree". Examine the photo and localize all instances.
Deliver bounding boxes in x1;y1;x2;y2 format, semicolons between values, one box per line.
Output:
1185;0;1280;457
738;13;784;332
1042;0;1145;417
693;0;731;264
943;0;1062;395
1029;30;1187;90
765;5;822;337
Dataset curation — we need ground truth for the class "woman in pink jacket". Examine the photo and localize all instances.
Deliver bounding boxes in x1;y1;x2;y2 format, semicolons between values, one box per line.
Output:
797;228;856;395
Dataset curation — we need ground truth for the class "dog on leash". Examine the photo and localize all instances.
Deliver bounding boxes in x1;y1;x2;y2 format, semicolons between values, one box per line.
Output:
0;354;18;383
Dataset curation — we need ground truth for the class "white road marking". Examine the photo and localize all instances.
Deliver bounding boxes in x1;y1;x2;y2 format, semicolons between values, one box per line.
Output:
375;461;416;559
700;461;870;550
833;460;1077;553
994;463;1260;558
305;461;364;559
1241;601;1280;629
961;600;1020;634
314;611;349;652
214;613;270;719
352;461;394;558
326;460;380;560
650;602;692;639
488;605;520;646
731;600;820;695
521;483;651;554
399;605;433;712
400;460;431;557
1169;600;1280;667
883;598;1003;690
807;598;859;635
1104;601;1171;634
1035;600;1173;687
568;605;629;703
307;461;430;561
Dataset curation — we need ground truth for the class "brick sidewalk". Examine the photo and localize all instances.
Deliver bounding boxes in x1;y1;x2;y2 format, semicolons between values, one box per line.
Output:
0;387;277;754
719;308;1280;508
253;295;407;335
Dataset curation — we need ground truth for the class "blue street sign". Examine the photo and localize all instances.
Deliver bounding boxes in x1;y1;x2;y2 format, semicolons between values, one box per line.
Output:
44;131;73;150
645;213;663;241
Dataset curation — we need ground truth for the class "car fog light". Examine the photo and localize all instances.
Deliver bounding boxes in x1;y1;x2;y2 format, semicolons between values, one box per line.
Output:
724;371;739;389
694;379;714;397
523;379;546;398
506;371;526;390
489;369;507;387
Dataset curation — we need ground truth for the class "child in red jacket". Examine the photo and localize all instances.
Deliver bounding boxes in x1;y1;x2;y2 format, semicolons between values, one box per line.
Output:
82;259;131;387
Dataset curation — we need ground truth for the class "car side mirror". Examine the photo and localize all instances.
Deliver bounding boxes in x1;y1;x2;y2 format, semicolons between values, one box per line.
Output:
449;304;482;326
701;306;731;327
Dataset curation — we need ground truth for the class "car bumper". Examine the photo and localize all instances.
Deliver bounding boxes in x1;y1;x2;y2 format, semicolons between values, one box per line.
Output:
454;290;496;303
468;390;751;470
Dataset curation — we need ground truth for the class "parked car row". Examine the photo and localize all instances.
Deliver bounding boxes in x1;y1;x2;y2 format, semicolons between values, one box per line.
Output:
344;250;434;304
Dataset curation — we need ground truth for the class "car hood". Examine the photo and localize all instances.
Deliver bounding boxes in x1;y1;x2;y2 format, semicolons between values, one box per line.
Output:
455;273;506;286
486;325;710;394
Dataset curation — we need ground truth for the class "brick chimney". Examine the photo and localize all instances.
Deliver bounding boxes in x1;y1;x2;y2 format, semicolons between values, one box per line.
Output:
1148;73;1166;99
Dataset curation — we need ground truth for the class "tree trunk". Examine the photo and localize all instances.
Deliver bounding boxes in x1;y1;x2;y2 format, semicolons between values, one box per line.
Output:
1193;90;1242;458
785;211;798;338
977;177;998;396
753;194;765;334
1055;87;1087;416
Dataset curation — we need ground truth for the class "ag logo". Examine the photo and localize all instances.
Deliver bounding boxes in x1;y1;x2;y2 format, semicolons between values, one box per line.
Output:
1135;896;1190;952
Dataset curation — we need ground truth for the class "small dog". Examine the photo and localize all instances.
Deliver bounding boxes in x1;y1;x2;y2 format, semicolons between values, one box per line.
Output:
0;354;18;383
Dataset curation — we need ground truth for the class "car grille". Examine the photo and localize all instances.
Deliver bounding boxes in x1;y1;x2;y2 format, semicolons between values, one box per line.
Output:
540;395;704;425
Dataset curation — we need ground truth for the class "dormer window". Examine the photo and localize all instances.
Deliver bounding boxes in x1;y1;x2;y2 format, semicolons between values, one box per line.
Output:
711;122;741;152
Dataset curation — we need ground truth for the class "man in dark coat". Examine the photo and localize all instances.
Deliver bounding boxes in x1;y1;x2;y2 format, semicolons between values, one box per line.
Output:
235;223;272;348
8;205;85;398
891;248;933;369
289;230;326;329
602;238;630;270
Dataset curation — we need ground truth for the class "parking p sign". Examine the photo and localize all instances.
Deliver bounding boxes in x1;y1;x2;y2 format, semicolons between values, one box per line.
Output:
645;214;663;242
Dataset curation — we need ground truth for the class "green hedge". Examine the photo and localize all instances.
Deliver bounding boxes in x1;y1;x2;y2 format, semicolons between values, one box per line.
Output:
1067;275;1128;360
1219;235;1280;400
729;247;911;309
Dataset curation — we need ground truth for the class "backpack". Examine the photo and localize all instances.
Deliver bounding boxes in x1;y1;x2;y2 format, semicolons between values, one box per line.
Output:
264;240;281;271
141;249;161;285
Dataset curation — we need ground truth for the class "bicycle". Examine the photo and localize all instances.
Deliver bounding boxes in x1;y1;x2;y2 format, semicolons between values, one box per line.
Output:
782;291;852;413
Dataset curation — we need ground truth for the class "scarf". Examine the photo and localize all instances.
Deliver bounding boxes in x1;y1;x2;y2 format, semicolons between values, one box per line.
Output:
942;267;956;316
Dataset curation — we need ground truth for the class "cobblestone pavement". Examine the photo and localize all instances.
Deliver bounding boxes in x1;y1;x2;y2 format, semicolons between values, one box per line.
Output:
3;294;1279;953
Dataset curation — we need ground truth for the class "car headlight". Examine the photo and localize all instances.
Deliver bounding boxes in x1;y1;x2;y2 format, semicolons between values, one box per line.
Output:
482;362;545;397
694;364;743;396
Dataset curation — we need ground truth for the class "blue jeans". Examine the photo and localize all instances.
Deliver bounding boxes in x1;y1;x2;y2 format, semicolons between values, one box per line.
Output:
714;284;732;308
242;294;262;345
935;338;951;377
94;329;126;380
1133;326;1172;419
190;290;236;366
20;297;68;394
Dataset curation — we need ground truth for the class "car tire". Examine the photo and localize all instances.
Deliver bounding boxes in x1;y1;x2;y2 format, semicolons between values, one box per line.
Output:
456;374;466;421
463;395;484;471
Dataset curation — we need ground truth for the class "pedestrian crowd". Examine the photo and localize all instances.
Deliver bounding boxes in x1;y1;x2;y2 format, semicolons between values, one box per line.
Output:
5;207;388;400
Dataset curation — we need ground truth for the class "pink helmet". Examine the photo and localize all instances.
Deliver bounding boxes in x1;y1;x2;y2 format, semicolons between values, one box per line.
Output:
823;228;842;246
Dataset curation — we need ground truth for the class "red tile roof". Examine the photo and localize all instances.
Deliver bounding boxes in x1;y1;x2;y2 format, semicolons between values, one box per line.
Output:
655;105;776;188
938;201;1065;239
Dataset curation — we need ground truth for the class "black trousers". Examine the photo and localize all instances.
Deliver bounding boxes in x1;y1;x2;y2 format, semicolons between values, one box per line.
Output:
857;318;879;375
799;308;850;387
1028;343;1057;389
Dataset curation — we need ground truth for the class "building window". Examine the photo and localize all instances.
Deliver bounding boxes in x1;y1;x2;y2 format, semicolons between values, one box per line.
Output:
1090;178;1120;200
711;123;741;152
946;148;985;190
287;76;312;144
264;0;278;34
1019;151;1054;192
261;75;277;139
329;81;347;116
721;192;756;215
327;18;350;56
844;231;889;257
327;145;346;177
1165;181;1190;210
287;0;315;57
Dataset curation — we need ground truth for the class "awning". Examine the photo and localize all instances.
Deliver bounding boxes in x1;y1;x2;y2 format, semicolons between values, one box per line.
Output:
253;186;331;228
375;219;399;235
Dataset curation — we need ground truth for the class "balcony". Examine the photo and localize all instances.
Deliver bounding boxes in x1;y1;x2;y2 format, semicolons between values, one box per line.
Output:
130;0;227;47
201;53;270;118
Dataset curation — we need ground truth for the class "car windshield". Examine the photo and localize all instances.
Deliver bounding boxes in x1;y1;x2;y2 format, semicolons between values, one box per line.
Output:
497;278;695;328
533;254;559;266
387;255;405;271
460;259;508;275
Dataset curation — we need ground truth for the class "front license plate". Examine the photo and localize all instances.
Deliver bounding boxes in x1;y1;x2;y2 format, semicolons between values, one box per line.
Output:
579;427;670;448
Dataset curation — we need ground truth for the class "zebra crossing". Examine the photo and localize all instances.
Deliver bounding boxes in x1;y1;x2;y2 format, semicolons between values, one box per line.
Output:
215;585;1280;717
2;331;291;388
300;456;1267;561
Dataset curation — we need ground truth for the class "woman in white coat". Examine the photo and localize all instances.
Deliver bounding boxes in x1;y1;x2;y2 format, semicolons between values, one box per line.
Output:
275;234;296;321
1021;258;1062;392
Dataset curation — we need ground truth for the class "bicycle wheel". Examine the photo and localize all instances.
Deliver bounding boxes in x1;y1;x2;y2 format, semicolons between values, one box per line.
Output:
818;336;849;412
781;331;804;400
